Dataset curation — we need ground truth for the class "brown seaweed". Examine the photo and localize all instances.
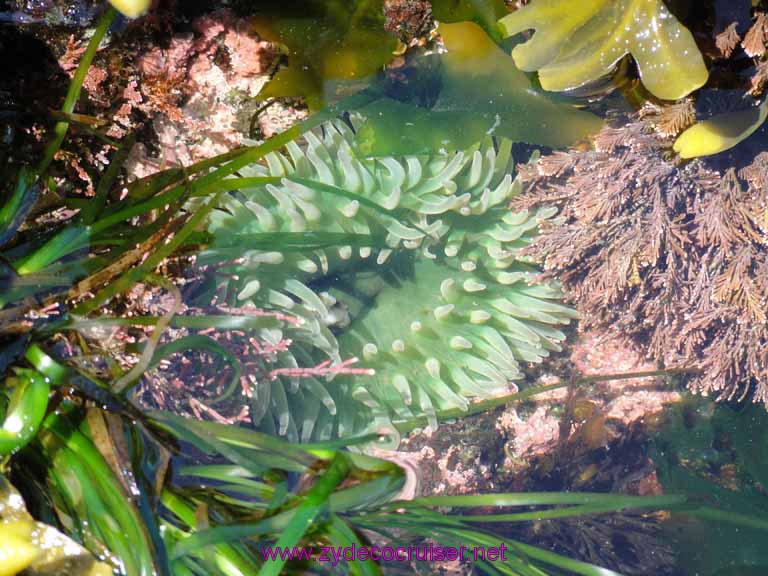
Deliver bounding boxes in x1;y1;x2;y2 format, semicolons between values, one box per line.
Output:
716;22;741;59
515;122;768;406
743;12;768;58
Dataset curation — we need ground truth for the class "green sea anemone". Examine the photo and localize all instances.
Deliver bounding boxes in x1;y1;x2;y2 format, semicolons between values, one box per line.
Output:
202;116;577;442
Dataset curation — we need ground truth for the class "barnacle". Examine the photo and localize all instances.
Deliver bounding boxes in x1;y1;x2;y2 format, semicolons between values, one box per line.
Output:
499;0;708;101
203;117;576;442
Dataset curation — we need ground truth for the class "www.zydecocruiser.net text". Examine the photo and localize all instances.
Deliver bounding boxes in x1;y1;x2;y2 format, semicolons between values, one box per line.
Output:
261;543;509;566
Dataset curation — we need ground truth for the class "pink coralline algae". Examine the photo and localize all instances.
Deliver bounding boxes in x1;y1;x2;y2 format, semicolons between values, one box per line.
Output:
125;10;274;177
570;332;681;423
498;332;680;465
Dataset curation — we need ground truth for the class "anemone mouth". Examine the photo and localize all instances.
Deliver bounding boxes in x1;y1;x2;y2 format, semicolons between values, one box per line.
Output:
198;116;576;442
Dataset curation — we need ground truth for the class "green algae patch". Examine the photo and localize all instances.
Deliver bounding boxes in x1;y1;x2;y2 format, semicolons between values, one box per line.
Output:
500;0;708;100
357;22;602;156
251;0;398;111
430;0;509;41
354;99;493;157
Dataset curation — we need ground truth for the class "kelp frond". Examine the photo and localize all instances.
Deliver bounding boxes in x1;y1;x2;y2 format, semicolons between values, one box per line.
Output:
499;0;708;100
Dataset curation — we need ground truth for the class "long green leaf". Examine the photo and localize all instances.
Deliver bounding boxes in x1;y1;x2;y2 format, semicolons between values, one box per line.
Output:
398;492;686;510
80;134;136;224
258;453;350;576
0;167;38;246
73;190;223;315
33;7;117;178
41;412;159;576
0;368;50;456
326;515;382;576
161;490;260;576
14;225;90;275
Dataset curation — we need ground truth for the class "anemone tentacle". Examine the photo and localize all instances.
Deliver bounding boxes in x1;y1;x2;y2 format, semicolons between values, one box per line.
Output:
203;116;576;442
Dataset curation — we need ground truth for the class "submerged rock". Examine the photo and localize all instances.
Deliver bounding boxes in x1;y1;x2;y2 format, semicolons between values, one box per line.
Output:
1;0;100;26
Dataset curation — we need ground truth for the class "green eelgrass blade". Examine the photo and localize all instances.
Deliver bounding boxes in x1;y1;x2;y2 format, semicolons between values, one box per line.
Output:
148;411;315;472
80;133;136;224
25;344;155;427
395;492;687;510
169;518;289;560
25;343;69;384
40;412;159;576
90;183;188;235
257;453;350;576
0;167;38;246
687;505;768;532
73;190;222;315
393;382;568;436
329;474;405;513
122;150;276;206
286;177;396;217
177;465;275;499
393;369;689;436
167;456;351;567
13;225;90;275
34;7;117;179
326;515;382;576
168;457;403;561
121;167;186;203
188;176;282;197
161;490;263;576
486;536;624;576
0;368;50;456
454;527;617;576
122;417;173;576
9;161;185;279
355;513;620;576
284;177;430;237
299;433;386;452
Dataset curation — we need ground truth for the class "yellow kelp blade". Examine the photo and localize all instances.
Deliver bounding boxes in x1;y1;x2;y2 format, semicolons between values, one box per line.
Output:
0;528;37;576
0;476;113;576
108;0;151;18
674;100;768;159
499;0;708;100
